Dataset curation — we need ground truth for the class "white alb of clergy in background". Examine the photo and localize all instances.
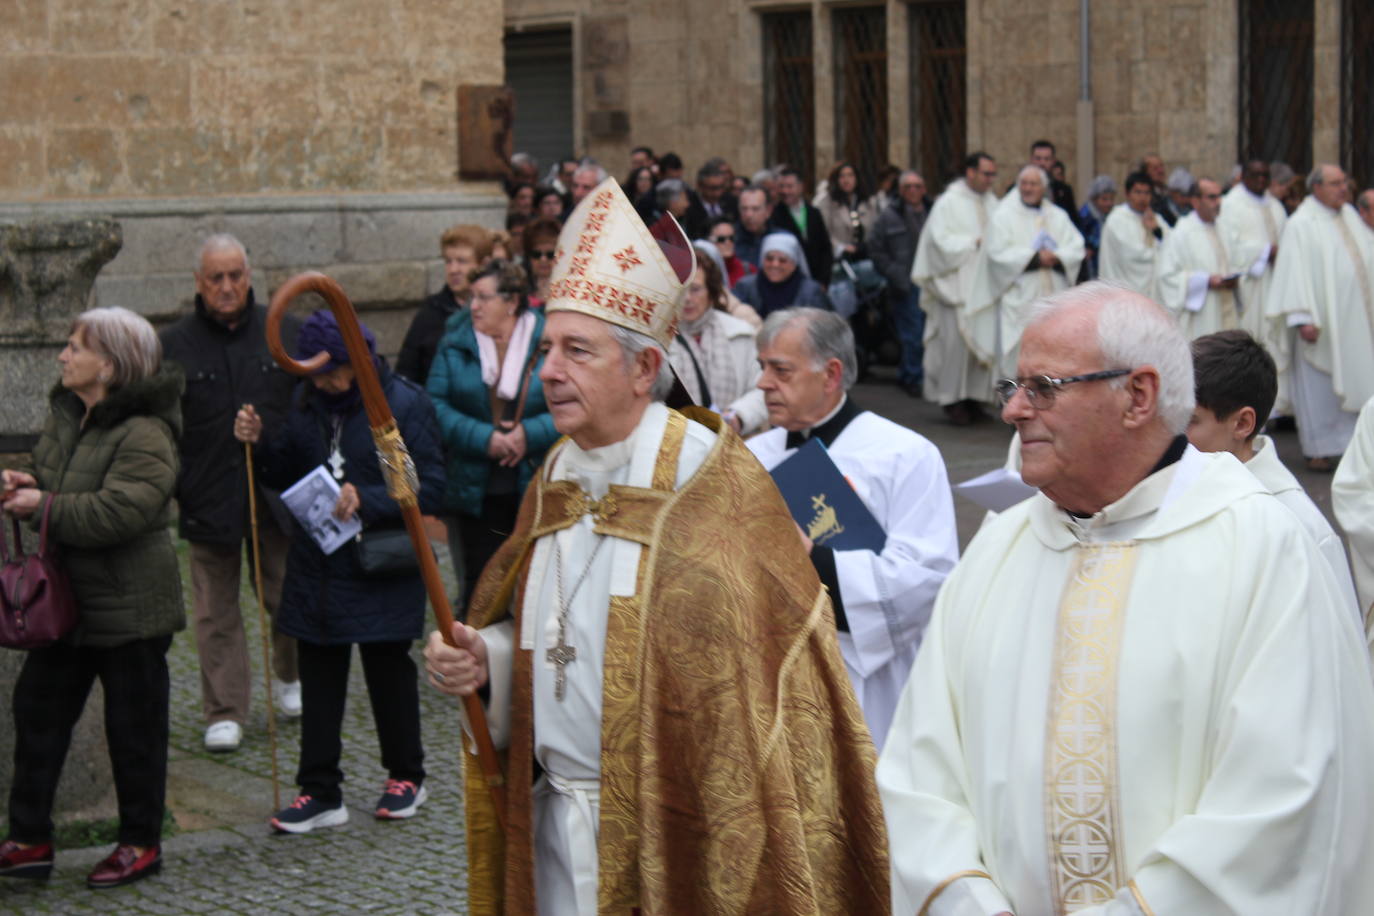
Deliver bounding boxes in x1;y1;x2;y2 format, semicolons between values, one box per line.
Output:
1266;167;1374;459
1243;433;1359;617
1156;211;1246;338
913;175;999;406
1098;202;1168;300
1218;181;1289;400
964;177;1085;377
1331;394;1374;655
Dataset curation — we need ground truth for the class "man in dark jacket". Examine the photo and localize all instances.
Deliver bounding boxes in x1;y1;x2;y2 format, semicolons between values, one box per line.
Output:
769;167;834;285
868;170;930;396
395;225;492;386
159;233;301;753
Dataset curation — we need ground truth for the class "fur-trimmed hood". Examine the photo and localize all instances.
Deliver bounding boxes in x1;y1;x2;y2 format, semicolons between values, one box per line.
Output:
49;362;185;438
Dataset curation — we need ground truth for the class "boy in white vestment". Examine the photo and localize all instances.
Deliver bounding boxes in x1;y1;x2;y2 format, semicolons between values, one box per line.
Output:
878;282;1374;916
1185;329;1357;616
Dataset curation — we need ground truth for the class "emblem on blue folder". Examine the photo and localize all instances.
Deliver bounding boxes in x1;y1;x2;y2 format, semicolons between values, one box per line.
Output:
769;439;885;552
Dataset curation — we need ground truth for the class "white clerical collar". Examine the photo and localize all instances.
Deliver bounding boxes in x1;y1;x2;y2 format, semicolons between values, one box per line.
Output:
808;395;847;431
553;402;669;486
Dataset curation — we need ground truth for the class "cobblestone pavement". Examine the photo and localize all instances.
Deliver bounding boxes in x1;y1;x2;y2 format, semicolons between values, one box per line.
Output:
0;538;473;915
0;369;1331;914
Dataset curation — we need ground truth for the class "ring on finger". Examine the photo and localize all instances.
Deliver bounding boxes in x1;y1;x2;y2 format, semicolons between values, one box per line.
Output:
433;671;446;684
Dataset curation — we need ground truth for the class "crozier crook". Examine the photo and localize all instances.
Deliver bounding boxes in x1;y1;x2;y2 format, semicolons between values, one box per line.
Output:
264;271;508;832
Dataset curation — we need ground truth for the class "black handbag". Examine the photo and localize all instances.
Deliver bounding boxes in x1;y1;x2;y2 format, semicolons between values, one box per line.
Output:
354;526;429;577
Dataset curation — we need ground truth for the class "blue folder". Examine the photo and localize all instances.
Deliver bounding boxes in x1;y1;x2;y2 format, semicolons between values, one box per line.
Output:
769;438;886;552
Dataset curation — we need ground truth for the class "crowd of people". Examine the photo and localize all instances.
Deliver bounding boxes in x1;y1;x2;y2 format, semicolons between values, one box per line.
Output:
2;137;1374;914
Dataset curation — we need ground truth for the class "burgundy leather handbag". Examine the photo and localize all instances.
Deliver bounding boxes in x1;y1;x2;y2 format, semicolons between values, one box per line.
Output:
0;495;78;649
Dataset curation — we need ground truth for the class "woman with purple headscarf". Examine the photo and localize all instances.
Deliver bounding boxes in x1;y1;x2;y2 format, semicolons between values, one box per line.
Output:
234;310;446;834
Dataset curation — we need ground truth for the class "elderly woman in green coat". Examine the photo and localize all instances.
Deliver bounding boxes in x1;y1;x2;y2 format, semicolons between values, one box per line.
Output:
0;307;184;890
427;259;557;613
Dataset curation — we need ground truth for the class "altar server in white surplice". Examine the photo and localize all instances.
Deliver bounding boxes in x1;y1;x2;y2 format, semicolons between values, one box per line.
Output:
964;165;1085;378
878;282;1374;916
1185;329;1358;617
913;151;1000;424
1218;160;1289;406
1098;171;1169;301
1267;163;1374;467
748;307;958;751
1156;178;1246;339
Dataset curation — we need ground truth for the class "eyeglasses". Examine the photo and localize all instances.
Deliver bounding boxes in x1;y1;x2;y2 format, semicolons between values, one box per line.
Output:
711;234;735;244
529;249;557;261
994;369;1131;408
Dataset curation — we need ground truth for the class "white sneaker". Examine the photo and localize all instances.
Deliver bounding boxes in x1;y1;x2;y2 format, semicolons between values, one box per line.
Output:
273;680;303;718
204;720;242;752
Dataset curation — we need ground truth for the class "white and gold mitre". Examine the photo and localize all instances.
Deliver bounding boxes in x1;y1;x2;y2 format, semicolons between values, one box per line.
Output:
545;176;695;350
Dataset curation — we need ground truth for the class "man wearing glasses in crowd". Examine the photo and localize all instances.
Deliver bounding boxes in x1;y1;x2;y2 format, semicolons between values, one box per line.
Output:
879;281;1374;915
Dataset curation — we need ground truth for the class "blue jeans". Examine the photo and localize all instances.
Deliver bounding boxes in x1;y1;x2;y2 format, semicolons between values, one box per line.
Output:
894;286;925;387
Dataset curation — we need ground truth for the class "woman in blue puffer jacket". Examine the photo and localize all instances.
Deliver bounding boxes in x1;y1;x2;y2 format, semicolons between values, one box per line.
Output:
427;259;557;613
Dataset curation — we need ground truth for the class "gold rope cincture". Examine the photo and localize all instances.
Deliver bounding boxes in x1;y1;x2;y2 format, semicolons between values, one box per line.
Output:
1044;541;1138;915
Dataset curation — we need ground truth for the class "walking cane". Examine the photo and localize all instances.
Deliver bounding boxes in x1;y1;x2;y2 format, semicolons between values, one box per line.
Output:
264;272;508;833
244;440;282;812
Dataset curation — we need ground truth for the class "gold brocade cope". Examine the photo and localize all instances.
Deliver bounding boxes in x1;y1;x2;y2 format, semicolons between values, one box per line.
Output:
462;408;890;915
1043;542;1137;914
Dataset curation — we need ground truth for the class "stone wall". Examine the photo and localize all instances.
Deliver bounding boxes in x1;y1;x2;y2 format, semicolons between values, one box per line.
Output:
507;0;1343;201
3;0;509;331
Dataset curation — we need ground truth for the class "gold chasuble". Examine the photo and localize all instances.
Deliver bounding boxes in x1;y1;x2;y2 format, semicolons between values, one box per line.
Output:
462;408;889;915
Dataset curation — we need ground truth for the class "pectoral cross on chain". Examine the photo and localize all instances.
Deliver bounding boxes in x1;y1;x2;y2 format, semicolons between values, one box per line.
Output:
546;636;577;701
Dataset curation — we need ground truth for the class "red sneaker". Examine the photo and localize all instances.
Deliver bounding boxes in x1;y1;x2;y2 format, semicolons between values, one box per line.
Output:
86;843;161;889
0;839;53;880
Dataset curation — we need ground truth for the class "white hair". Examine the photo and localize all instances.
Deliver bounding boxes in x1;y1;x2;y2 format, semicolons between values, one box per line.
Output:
757;307;859;391
609;323;675;402
1017;164;1049;187
574;161;607;184
1026;281;1195;434
1308;163;1335;188
73;306;163;388
195;233;249;273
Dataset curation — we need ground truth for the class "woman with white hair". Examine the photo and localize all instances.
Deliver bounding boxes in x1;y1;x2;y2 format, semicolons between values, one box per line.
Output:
1;307;184;889
732;232;832;319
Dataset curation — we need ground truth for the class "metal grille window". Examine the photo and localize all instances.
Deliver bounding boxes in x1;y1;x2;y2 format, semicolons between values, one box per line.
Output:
909;1;966;192
505;28;575;172
1342;0;1374;188
1238;0;1313;175
833;7;888;193
763;12;816;188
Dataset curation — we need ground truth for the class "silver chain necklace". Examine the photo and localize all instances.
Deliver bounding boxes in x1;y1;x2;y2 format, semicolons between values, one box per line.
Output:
546;531;607;702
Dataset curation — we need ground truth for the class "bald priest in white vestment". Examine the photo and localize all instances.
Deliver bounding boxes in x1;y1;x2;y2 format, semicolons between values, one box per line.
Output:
1155;178;1246;339
964;165;1085;378
913;151;1000;421
877;281;1374;916
424;178;888;915
1267;163;1374;466
747;307;959;751
1217;160;1289;409
1097;171;1169;301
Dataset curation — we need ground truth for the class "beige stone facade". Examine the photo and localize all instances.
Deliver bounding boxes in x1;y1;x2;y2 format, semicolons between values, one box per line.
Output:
507;0;1352;197
1;0;508;325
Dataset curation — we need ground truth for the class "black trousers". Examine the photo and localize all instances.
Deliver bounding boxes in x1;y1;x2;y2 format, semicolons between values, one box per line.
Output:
9;635;173;848
295;640;425;806
458;491;522;617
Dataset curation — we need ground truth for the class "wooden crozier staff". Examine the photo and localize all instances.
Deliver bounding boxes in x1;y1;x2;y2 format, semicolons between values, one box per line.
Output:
264;271;507;831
